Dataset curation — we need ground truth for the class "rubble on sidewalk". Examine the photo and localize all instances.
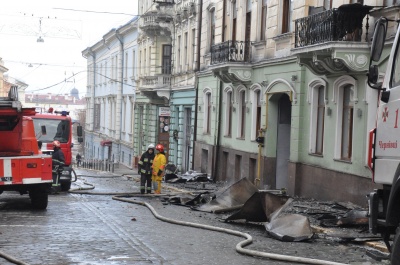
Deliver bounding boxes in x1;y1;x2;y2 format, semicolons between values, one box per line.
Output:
162;176;385;247
191;177;258;213
165;164;210;183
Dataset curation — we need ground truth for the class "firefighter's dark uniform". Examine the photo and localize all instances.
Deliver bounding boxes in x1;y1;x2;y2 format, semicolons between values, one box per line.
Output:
138;149;155;194
52;147;65;188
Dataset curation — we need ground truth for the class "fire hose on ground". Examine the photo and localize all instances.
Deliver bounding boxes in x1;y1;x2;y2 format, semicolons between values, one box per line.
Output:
112;195;346;265
70;175;348;264
0;251;30;265
1;174;347;265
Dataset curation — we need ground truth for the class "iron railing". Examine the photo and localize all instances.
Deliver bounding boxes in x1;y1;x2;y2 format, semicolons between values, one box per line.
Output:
295;8;369;48
211;40;251;65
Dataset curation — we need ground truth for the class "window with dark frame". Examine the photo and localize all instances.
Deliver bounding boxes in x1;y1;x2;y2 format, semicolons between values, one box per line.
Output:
232;2;237;41
282;0;293;34
341;85;353;160
261;0;268;41
206;93;212;134
315;86;325;155
184;32;188;71
210;9;216;47
192;28;196;70
162;45;172;74
177;35;181;71
255;90;261;135
227;91;232;136
240;91;246;138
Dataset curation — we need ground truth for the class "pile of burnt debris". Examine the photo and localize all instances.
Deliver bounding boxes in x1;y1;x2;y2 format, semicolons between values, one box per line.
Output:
163;172;385;253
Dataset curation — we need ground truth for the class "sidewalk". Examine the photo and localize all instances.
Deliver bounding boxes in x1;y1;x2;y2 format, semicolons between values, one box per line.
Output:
112;163;138;177
77;162;139;177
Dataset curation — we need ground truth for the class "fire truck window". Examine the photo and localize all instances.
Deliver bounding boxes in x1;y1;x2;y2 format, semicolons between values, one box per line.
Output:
0;116;19;131
32;119;70;143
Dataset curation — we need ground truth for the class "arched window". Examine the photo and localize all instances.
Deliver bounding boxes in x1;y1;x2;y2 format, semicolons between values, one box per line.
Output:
333;76;357;161
203;89;212;134
250;85;262;141
238;90;246;138
314;86;325;154
341;85;354;160
224;89;233;137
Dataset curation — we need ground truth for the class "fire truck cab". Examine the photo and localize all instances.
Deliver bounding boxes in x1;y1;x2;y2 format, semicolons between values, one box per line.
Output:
32;110;82;191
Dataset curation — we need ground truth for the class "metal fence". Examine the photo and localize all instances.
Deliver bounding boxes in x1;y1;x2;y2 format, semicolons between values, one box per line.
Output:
211;40;251;64
79;159;116;173
294;7;370;48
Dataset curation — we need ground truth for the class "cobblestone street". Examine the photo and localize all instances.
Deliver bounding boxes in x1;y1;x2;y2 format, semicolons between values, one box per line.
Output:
0;167;391;265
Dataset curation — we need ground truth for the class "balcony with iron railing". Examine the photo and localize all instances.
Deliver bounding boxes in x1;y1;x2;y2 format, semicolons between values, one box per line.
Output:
208;40;253;85
292;4;374;76
294;5;372;48
210;40;251;65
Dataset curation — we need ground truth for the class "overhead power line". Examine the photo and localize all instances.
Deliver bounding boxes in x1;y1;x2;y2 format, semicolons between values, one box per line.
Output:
53;8;137;17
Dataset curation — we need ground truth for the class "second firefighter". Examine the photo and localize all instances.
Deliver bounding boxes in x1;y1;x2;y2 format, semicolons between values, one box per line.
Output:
138;144;155;194
152;144;166;194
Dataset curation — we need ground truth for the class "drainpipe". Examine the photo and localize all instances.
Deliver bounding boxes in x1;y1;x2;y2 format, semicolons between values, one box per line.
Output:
115;31;124;164
86;48;96;160
211;0;226;181
193;0;203;170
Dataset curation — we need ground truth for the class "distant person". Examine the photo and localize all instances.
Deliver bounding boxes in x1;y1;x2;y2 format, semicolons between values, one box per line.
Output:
138;144;155;194
152;144;167;194
76;153;82;167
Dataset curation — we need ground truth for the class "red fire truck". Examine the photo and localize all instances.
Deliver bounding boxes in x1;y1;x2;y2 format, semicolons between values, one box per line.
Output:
0;88;53;209
32;109;82;191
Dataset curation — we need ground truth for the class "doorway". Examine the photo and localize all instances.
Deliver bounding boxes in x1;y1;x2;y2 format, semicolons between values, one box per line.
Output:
275;94;291;189
182;108;192;172
158;108;170;161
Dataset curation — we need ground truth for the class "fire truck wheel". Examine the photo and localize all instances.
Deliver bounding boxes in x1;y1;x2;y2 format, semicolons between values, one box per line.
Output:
61;181;71;191
392;226;400;264
30;191;48;210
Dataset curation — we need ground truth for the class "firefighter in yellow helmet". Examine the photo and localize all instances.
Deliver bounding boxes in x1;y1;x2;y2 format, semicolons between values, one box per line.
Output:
152;144;167;194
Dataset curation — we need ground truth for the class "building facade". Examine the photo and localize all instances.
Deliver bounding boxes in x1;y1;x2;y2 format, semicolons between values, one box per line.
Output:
133;0;175;166
194;0;393;205
82;18;139;168
168;0;199;173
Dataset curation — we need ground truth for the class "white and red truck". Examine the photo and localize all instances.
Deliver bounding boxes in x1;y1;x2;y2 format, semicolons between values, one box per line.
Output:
368;16;400;264
0;87;53;209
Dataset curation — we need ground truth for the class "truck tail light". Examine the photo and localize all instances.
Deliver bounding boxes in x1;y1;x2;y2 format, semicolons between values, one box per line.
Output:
27;163;37;168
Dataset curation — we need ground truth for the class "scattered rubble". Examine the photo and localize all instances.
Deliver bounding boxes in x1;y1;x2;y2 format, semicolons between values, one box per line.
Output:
162;176;385;250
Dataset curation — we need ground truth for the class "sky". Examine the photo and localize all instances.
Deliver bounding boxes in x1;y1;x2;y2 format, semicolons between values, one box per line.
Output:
0;0;138;97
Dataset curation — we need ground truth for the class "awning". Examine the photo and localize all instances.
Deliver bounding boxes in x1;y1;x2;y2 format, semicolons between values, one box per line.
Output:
100;140;112;146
